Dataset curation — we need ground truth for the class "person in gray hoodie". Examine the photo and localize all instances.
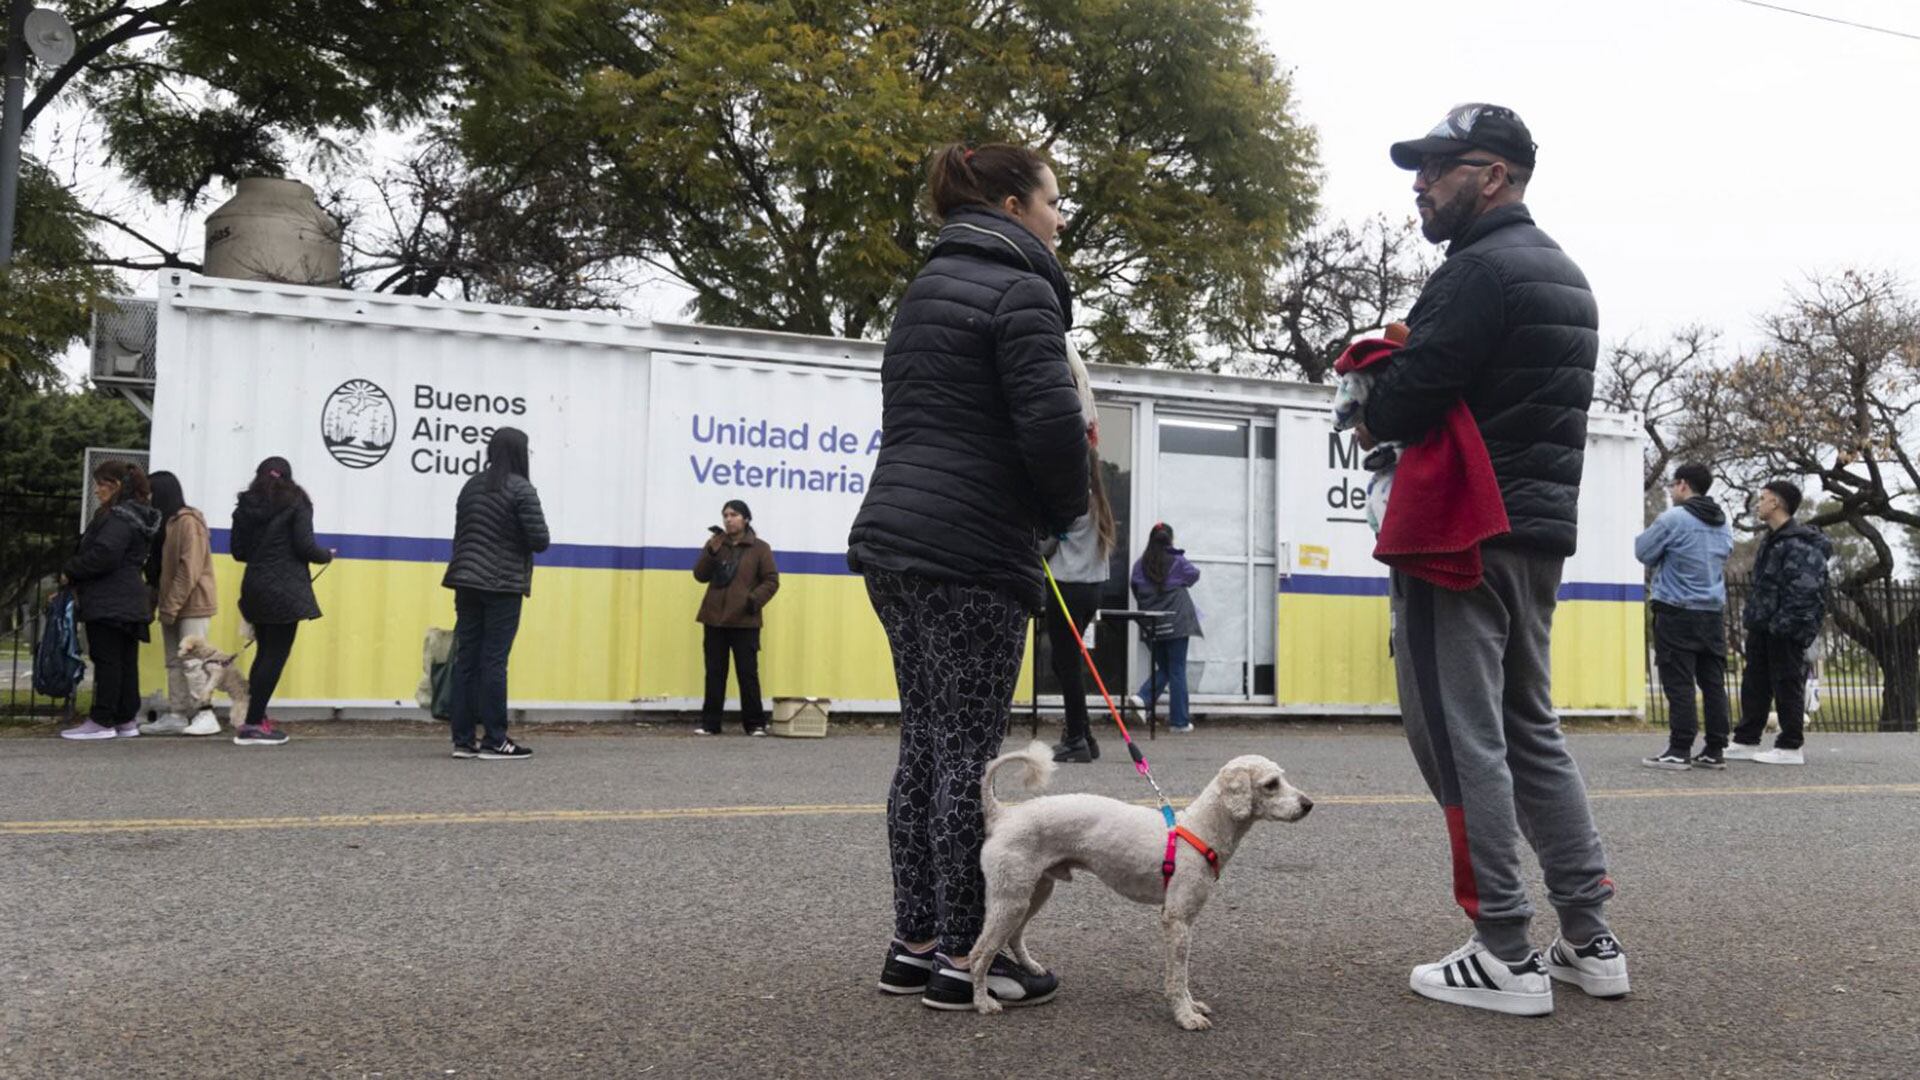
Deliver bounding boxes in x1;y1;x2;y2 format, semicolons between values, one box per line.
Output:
1634;462;1734;770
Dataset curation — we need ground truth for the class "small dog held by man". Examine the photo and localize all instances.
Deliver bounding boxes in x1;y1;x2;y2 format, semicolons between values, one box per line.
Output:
963;741;1314;1030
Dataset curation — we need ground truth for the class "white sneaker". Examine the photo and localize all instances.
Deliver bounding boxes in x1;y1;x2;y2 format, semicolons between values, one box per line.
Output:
1753;747;1805;766
140;713;190;735
182;710;221;736
1409;937;1552;1016
1545;935;1630;998
1723;741;1763;761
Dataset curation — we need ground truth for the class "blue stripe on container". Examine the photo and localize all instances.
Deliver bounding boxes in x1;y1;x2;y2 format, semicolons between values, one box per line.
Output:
204;531;1641;599
209;529;856;576
1280;573;1642;603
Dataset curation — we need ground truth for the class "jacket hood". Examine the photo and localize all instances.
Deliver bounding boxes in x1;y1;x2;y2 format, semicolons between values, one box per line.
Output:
1774;519;1833;557
110;500;164;539
1680;495;1726;527
1448;202;1534;257
932;205;1073;327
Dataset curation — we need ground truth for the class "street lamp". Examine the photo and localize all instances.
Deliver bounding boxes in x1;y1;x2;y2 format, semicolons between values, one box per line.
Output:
0;2;76;267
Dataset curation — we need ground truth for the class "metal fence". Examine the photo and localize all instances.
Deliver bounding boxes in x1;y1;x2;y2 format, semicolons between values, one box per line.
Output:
1646;578;1920;734
1;492;84;721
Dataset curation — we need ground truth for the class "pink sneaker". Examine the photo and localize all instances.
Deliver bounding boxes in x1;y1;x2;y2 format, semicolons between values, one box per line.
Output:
60;720;117;741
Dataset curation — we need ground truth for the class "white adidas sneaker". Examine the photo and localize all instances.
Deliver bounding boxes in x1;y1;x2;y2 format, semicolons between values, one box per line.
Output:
1409;937;1553;1016
1545;934;1631;998
1723;741;1763;761
1753;747;1805;766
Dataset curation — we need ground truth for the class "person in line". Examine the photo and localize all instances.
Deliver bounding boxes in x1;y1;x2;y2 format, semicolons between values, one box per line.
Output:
59;461;162;741
1727;480;1831;766
443;427;551;760
230;457;333;747
692;499;779;736
848;141;1088;1011
1129;523;1201;733
1357;103;1625;1014
1635;462;1735;770
140;471;222;736
1046;441;1117;763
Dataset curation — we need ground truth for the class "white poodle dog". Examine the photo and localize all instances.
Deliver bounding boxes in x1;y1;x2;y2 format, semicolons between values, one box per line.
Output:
968;741;1314;1030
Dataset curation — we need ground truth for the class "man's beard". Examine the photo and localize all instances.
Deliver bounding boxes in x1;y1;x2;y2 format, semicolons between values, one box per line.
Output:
1419;183;1481;245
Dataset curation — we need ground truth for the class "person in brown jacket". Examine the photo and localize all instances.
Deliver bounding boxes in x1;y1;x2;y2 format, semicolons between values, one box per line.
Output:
693;499;780;735
141;471;222;735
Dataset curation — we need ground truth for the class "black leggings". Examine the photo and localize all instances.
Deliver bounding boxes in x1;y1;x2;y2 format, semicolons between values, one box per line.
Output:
1044;580;1102;743
866;568;1028;956
246;622;299;726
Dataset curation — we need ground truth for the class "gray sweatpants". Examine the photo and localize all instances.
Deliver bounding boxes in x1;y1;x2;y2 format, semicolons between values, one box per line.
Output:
1390;546;1615;961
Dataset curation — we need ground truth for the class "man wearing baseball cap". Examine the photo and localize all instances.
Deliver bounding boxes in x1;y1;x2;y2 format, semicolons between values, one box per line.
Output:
1358;104;1626;1016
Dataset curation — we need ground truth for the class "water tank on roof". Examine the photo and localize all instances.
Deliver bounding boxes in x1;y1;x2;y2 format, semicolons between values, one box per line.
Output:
203;177;342;286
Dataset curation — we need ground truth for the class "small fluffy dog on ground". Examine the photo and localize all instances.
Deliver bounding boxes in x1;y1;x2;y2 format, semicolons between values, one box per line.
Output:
970;741;1314;1030
178;635;249;719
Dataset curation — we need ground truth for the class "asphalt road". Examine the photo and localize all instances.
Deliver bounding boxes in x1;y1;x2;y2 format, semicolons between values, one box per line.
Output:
2;722;1917;1079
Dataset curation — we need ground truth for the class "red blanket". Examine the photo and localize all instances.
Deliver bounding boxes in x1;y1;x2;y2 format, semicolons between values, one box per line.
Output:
1336;337;1510;591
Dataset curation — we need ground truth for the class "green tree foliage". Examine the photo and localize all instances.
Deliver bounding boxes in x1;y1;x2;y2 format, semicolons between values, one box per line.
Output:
0;0;550;370
456;0;1318;363
57;0;538;206
0;163;121;390
0;388;148;619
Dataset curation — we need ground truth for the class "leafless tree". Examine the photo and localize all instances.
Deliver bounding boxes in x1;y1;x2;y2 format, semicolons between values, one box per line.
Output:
1233;216;1434;383
1596;325;1739;495
336;139;638;312
1721;268;1920;730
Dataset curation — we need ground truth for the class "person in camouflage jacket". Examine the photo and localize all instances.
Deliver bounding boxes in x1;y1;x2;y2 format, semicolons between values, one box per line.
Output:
1731;481;1832;764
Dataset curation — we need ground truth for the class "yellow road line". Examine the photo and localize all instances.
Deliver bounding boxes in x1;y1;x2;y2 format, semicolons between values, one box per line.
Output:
2;784;1916;837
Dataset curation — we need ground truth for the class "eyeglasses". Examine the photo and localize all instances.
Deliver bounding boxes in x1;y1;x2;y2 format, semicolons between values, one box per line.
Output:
1415;156;1499;184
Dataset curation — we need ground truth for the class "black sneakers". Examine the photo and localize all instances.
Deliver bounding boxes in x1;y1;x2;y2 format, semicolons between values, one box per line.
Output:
1690;749;1727;770
921;951;1058;1011
1051;738;1093;763
478;738;532;760
877;940;938;995
451;742;479;760
1640;749;1691;771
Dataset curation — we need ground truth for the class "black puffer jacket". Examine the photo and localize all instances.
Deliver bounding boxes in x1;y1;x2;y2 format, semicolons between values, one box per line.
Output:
1364;204;1599;557
65;501;163;627
231;492;332;624
443;472;551;596
1744;520;1833;648
847;205;1090;608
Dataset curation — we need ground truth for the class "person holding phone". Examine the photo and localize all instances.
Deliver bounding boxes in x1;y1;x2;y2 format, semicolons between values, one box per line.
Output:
692;500;779;735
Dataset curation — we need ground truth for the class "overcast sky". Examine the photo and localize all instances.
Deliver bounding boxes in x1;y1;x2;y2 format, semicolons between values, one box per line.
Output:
57;0;1920;379
1260;0;1920;355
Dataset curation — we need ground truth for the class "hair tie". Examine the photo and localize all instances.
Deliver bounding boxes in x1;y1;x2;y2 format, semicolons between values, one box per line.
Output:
963;148;975;162
268;470;282;479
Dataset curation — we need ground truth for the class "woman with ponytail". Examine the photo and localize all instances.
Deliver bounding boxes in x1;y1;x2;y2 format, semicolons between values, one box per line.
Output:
59;460;162;740
230;456;333;746
849;142;1089;1011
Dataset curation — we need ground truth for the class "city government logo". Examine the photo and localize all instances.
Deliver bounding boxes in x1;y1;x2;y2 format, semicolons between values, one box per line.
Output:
321;379;396;469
